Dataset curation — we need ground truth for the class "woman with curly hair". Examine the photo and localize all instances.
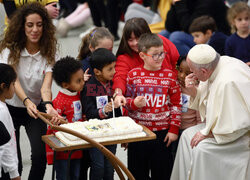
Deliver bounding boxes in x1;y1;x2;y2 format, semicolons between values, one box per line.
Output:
0;3;59;179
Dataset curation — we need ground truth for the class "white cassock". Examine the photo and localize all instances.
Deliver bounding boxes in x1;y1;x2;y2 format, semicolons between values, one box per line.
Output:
171;56;250;180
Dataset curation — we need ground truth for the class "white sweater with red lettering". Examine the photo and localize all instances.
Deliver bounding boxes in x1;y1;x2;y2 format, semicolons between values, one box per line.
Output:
126;66;181;134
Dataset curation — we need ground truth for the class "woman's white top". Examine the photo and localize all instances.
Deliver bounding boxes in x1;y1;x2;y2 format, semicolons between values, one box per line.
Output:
0;101;19;178
0;48;57;107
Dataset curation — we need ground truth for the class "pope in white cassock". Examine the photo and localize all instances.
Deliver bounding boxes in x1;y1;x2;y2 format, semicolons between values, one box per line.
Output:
171;44;250;180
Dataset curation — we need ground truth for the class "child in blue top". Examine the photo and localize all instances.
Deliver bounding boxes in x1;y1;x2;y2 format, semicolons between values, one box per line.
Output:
81;48;122;180
189;15;228;55
225;2;250;65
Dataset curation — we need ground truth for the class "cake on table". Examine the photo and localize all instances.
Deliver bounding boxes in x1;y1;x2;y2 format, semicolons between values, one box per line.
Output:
55;116;147;146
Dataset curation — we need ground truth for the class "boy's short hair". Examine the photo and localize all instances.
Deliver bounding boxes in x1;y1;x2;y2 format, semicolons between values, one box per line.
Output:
90;48;116;71
189;16;217;34
138;33;163;53
53;56;82;87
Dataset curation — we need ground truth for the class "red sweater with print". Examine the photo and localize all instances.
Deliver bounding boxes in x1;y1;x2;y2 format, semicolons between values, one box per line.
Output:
113;34;179;94
126;66;181;134
46;91;84;165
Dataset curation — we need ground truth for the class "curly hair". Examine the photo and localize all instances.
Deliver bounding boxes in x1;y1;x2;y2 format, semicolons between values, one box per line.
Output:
0;2;57;66
53;56;82;87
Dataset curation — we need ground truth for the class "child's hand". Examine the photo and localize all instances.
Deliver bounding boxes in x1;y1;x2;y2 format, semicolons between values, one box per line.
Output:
134;96;146;108
11;176;21;180
104;102;113;113
50;116;62;126
114;95;126;107
164;132;178;147
84;68;91;82
121;143;128;150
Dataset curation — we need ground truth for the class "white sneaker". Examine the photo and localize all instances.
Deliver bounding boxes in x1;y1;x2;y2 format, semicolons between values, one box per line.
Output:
56;18;71;37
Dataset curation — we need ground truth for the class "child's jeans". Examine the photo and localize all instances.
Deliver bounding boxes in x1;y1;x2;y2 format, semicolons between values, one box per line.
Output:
128;129;173;180
89;144;117;180
55;159;81;180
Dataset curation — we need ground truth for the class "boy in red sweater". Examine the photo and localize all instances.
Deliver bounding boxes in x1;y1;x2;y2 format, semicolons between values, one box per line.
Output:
46;56;90;180
125;33;181;180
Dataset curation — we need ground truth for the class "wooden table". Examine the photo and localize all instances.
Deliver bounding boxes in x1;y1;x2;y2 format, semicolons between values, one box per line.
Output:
42;125;156;180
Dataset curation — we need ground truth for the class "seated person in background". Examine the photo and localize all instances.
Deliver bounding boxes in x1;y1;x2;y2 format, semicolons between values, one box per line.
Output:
124;0;172;33
124;33;181;180
171;44;250;180
189;15;228;55
1;0;59;25
160;0;230;56
46;57;89;180
56;2;91;37
225;2;250;65
81;48;122;180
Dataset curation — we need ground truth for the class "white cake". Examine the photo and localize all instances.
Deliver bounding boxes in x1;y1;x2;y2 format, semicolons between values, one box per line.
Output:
55;116;146;146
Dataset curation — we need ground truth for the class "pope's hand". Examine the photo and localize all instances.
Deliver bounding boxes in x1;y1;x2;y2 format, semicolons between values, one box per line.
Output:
190;131;206;148
185;73;198;97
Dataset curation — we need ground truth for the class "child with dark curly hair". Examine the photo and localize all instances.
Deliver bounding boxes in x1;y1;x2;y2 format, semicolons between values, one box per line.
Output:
46;56;90;180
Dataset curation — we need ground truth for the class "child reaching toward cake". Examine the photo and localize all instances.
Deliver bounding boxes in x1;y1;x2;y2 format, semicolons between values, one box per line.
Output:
46;57;90;180
81;48;123;180
123;33;182;180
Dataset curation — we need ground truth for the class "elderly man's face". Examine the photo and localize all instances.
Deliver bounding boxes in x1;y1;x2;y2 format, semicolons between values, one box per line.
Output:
186;57;209;82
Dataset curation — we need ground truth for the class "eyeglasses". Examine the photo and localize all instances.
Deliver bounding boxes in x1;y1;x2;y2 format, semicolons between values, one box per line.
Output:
143;52;167;61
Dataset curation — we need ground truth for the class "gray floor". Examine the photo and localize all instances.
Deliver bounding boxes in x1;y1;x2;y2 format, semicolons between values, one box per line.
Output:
0;4;127;180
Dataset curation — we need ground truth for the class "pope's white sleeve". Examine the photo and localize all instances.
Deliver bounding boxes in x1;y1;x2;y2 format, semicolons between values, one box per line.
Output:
189;87;202;111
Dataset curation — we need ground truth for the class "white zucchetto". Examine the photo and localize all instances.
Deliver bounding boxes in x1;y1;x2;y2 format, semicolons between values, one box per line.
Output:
188;44;217;64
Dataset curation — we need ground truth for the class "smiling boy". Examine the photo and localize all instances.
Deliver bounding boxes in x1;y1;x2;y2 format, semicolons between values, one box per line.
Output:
125;33;181;180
